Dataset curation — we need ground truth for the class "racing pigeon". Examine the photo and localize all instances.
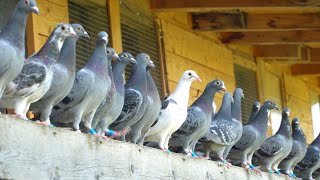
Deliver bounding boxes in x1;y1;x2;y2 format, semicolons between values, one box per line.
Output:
294;132;320;179
0;0;39;100
229;100;279;170
29;24;89;126
0;23;76;119
109;53;154;138
50;31;110;135
144;70;201;151
255;108;293;174
169;80;226;156
127;65;162;144
279;118;307;177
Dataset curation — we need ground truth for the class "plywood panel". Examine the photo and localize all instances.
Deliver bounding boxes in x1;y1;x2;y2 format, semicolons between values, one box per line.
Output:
300;121;314;144
284;75;309;102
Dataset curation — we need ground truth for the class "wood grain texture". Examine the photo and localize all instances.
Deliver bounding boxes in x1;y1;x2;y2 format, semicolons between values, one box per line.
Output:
0;115;287;180
253;45;300;59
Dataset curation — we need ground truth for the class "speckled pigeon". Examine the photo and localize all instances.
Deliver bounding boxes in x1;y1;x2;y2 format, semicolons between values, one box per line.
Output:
279;118;307;177
50;31;111;135
145;70;201;151
0;0;39;100
0;23;76;119
127;65;162;144
248;101;260;124
255;108;293;174
109;53;154;138
294;133;320;180
222;88;244;160
29;24;89;126
229;100;279;170
169;80;226;156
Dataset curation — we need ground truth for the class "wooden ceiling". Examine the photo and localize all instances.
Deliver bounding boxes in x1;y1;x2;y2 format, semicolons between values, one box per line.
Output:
151;0;320;76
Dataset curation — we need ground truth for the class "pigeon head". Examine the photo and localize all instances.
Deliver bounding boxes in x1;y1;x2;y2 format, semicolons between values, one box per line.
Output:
17;0;39;15
233;88;244;99
71;24;90;39
53;23;77;39
262;100;279;111
182;70;202;83
282;108;291;117
207;80;226;93
106;47;120;62
223;92;234;103
136;53;154;68
96;31;109;45
292;118;300;129
253;101;260;111
119;52;136;64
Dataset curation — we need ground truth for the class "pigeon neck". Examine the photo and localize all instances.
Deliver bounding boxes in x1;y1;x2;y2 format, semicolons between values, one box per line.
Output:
168;79;192;108
292;126;306;143
231;93;242;122
249;105;269;129
248;107;259;123
276;114;291;137
311;133;320;146
0;7;28;54
107;57;114;83
86;45;109;76
125;64;147;91
191;86;217;113
146;70;159;96
215;96;232;120
57;36;78;69
112;61;127;96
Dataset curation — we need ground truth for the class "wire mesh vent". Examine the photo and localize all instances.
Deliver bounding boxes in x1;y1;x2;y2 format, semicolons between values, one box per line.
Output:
234;64;259;124
68;0;109;69
120;1;163;96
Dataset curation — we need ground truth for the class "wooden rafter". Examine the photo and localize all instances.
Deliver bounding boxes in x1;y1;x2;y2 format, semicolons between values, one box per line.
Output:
291;64;320;76
253;45;300;59
192;12;320;31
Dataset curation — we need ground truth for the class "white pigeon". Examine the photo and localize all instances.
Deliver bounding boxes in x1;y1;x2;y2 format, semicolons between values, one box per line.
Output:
145;70;201;151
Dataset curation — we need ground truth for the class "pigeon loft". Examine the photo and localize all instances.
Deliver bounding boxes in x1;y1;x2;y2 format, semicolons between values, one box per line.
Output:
0;115;286;180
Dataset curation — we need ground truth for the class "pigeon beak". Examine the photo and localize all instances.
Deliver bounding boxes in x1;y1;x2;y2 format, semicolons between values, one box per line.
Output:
196;77;202;83
114;54;121;62
148;61;155;68
84;32;90;39
70;27;77;37
242;94;245;99
130;58;136;64
275;106;279;111
32;6;40;15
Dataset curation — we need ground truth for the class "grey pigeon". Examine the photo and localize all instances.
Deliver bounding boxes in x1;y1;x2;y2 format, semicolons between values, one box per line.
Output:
94;52;136;138
0;0;39;100
169;80;226;156
109;53;154;137
29;24;89;126
229;100;279;169
223;88;244;160
127;65;162;144
50;31;111;135
145;70;201;151
255;108;293;174
279;118;307;177
248;101;260;124
0;23;76;119
294;133;320;179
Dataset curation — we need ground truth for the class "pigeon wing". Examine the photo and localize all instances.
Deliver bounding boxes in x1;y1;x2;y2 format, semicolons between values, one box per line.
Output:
256;135;284;157
297;146;320;170
233;125;258;151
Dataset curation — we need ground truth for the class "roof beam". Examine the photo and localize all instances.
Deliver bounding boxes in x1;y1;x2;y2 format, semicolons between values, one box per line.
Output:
291;64;320;76
220;30;320;44
253;45;300;59
151;0;320;12
192;12;320;31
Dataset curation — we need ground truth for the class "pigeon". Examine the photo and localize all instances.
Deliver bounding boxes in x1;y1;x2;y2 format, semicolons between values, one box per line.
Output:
248;101;260;124
169;80;226;156
144;70;201;151
0;0;39;100
222;88;244;160
109;53;154;138
94;52;136;138
229;100;279;170
50;31;111;135
279;118;307;177
254;108;293;174
0;23;76;119
127;65;162;144
29;24;90;126
294;133;320;179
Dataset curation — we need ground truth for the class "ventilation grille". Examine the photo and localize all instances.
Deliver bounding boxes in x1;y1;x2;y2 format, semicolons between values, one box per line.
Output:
68;0;109;69
120;1;163;96
234;64;259;124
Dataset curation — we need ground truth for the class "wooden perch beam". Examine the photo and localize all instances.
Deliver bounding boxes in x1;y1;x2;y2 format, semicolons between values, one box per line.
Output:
192;13;320;31
253;45;300;59
291;64;320;76
151;0;320;12
220;30;320;44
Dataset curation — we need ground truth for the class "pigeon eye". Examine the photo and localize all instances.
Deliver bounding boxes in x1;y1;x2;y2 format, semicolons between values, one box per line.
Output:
61;26;66;31
76;27;81;31
107;50;111;54
188;72;192;76
269;102;273;105
216;81;220;85
124;54;128;58
146;56;150;60
25;0;30;5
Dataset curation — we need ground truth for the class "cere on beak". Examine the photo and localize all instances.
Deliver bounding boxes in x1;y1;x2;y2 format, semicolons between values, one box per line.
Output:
32;6;40;15
102;37;108;43
70;27;77;37
130;58;136;64
148;61;155;68
114;54;121;61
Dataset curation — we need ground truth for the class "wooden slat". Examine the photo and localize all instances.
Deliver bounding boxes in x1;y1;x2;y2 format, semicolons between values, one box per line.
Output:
310;48;320;62
151;0;320;12
291;64;320;76
253;45;299;59
193;13;320;31
220;30;320;44
107;0;122;53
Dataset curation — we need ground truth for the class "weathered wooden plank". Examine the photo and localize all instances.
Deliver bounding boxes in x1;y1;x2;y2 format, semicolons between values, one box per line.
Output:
253;45;300;59
0;115;286;180
284;75;310;101
151;0;320;12
161;20;234;76
291;64;320;76
107;0;123;53
310;48;320;62
220;30;320;44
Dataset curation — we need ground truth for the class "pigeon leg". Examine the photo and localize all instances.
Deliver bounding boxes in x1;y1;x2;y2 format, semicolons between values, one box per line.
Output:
72;112;83;133
14;99;28;120
164;133;172;151
158;134;167;151
38;104;54;126
83;110;99;137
